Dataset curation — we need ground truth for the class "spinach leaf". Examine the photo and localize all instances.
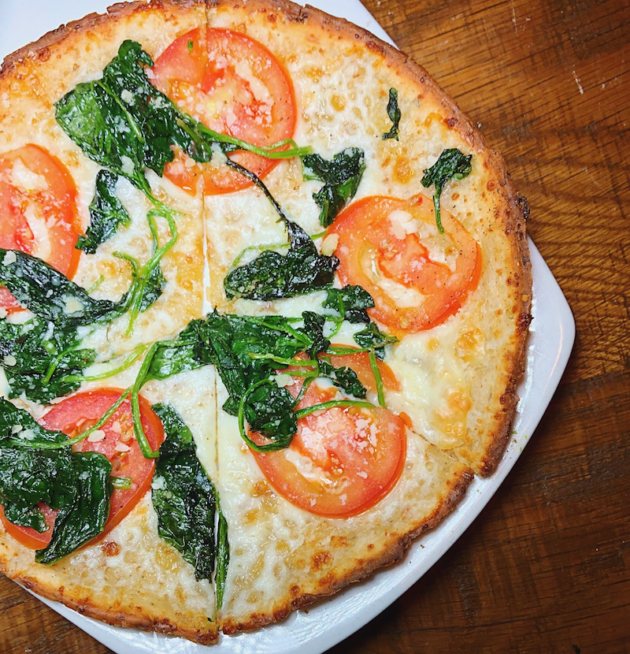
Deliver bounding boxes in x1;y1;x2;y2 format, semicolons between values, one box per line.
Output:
421;148;472;233
0;317;96;403
78;170;131;254
55;41;184;195
354;321;398;360
0;243;170;335
382;88;401;141
0;400;112;564
318;358;366;399
302;311;329;358
323;285;374;324
0;249;121;327
143;320;207;382
223;218;338;301
133;310;377;453
243;381;297;444
302;148;366;227
36;452;112;565
151;404;220;584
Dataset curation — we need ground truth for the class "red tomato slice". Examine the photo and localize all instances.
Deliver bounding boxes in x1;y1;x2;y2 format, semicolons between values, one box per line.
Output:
329;195;482;336
152;27;296;195
0;144;80;312
251;374;407;518
0;389;164;550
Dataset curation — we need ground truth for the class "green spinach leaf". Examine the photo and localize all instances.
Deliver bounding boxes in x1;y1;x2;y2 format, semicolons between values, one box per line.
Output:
323;285;374;324
353;321;398;360
78;170;131;254
0;249;121;327
382;88;401;141
302;148;365;227
318;358;366;399
0;317;96;403
36;452;112;565
421;148;472;233
0;400;112;564
223;218;338;301
151;404;220;583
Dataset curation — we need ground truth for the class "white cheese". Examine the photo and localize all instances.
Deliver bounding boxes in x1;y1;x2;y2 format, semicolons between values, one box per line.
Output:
120;89;134;104
87;430;106;442
63;296;84;315
10;159;49;192
2;251;16;266
320;233;339;256
2;355;16;367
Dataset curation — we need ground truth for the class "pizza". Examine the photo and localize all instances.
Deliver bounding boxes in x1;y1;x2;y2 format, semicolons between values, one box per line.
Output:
0;0;531;645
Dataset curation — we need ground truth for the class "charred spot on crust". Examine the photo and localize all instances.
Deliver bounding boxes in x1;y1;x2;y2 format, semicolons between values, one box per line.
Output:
517;312;533;333
517;194;530;222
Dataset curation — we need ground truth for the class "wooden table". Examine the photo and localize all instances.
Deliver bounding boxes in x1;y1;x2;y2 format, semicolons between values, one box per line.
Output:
1;0;628;651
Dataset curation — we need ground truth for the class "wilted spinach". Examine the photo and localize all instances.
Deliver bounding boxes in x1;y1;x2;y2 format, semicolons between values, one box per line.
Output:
0;399;112;564
77;170;131;254
421;148;472;233
302;148;365;227
0;249;122;327
132;311;378;453
0;317;95;403
151;404;221;585
382;88;401;141
323;285;374;324
223;211;338;301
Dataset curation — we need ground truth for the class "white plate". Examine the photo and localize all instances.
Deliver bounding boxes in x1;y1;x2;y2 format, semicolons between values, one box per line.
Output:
0;2;575;653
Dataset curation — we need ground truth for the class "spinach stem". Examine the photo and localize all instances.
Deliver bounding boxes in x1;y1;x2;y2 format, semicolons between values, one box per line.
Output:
130;343;160;459
248;353;318;367
12;389;131;450
295;399;375;419
64;344;148;383
111;476;132;489
368;349;387;408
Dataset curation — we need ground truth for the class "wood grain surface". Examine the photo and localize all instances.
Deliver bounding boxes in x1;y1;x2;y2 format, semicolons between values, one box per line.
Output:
1;0;628;652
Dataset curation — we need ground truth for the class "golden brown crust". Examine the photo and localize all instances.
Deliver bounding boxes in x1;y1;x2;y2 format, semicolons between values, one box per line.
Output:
14;574;217;645
0;0;206;79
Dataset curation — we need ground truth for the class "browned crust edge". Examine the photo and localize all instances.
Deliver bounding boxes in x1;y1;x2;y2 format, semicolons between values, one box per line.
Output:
0;0;532;643
0;0;206;80
221;464;474;634
1;569;218;645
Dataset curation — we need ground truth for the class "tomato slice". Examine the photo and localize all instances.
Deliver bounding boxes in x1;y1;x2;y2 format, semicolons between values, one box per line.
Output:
329;195;481;336
251;373;407;518
0;389;164;550
325;347;401;394
0;144;80;312
152;27;296;195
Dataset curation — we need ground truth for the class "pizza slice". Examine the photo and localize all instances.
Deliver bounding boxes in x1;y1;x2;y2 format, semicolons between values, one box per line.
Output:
200;0;531;475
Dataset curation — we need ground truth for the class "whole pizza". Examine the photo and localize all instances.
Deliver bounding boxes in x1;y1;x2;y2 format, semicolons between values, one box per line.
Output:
0;0;531;645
